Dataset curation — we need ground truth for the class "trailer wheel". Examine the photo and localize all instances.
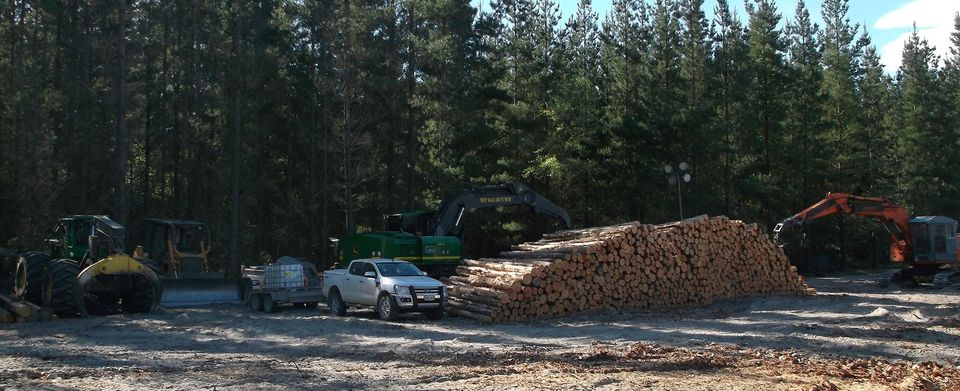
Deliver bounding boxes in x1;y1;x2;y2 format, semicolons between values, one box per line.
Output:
250;293;264;312
327;290;346;316
15;252;52;305
43;259;85;317
263;296;277;313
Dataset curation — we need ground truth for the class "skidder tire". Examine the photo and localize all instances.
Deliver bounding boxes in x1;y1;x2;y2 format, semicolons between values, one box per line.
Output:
15;252;52;305
120;275;158;314
43;259;85;317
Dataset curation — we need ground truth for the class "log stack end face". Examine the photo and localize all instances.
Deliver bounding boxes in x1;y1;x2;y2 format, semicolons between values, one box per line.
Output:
445;216;811;323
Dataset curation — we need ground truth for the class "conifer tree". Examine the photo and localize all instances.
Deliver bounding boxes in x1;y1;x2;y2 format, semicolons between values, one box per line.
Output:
784;0;826;203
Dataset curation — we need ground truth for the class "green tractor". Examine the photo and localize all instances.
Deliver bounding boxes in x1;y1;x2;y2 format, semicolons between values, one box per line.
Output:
14;215;162;316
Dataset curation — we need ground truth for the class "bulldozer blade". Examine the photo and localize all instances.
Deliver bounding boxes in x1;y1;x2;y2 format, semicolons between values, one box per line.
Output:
159;278;243;307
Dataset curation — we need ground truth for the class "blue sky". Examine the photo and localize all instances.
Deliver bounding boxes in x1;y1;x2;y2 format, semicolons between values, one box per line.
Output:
473;0;960;72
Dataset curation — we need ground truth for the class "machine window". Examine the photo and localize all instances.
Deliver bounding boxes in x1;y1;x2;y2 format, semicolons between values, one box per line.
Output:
934;224;948;253
362;263;377;276
912;223;930;253
348;262;364;276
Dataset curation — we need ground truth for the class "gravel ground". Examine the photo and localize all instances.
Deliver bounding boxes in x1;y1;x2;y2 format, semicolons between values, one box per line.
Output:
1;272;959;390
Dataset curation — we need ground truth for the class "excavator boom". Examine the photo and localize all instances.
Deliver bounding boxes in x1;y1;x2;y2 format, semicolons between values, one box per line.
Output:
773;193;912;262
432;182;572;237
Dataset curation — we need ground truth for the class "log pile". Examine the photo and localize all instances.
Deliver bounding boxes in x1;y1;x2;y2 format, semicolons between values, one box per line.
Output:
444;215;811;323
0;293;54;323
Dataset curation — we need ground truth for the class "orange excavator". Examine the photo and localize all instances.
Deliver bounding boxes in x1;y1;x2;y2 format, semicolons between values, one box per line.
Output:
773;192;960;287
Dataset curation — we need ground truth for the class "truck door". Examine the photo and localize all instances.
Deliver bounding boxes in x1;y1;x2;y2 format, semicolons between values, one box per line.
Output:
356;262;380;305
344;261;365;303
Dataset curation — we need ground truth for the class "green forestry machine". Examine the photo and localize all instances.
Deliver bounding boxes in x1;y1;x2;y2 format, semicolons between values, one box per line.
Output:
13;215;162;316
132;218;242;307
340;182;572;276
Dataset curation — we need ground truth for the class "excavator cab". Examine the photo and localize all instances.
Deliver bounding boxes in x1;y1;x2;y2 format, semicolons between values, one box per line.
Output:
909;216;958;263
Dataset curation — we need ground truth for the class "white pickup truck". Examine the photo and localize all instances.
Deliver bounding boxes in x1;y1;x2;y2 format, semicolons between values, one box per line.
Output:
322;258;447;321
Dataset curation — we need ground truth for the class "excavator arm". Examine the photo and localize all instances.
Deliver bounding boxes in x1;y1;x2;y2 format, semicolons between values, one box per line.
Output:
432;182;572;237
773;193;912;262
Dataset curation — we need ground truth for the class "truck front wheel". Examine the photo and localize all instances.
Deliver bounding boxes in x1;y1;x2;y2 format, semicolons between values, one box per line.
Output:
328;290;347;316
377;293;399;321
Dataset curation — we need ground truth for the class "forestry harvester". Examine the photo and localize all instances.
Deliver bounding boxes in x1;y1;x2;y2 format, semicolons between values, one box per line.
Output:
340;182;572;276
773;192;960;287
14;215;162;316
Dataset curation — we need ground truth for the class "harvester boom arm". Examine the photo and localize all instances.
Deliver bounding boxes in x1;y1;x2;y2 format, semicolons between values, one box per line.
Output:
773;192;912;262
433;182;572;237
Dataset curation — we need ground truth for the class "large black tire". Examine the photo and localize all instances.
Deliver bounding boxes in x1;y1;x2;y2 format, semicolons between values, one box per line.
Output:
377;293;399;321
327;290;347;316
120;274;158;314
15;252;52;305
43;259;85;317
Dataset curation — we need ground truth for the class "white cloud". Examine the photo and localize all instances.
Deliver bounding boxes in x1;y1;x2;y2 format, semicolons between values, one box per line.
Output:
875;0;960;72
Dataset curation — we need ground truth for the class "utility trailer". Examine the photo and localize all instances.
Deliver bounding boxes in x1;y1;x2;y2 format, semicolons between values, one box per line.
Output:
244;262;324;313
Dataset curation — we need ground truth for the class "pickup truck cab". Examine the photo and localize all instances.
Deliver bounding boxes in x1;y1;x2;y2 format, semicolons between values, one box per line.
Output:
323;259;446;321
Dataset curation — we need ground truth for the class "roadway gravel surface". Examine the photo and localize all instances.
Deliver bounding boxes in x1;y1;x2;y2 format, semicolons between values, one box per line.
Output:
1;272;959;390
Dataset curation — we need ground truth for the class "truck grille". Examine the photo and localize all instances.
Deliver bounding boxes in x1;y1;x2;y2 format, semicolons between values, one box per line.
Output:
409;286;443;303
413;287;442;295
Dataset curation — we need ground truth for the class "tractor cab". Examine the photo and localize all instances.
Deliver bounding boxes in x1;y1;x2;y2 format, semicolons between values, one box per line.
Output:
46;215;125;265
909;216;959;263
140;218;212;276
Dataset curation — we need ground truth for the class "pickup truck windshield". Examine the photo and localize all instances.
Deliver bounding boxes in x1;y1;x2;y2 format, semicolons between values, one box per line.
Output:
376;262;422;277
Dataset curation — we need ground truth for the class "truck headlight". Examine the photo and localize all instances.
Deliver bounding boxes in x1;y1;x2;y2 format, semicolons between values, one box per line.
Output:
394;285;410;295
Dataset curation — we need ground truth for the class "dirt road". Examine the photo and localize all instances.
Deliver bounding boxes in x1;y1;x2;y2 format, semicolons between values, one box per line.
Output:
2;273;959;390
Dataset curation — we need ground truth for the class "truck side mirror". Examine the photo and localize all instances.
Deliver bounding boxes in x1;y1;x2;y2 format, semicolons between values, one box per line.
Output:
364;271;376;278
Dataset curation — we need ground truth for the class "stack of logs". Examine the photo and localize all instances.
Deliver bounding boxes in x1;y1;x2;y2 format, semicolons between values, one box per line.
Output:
0;294;54;323
444;215;811;323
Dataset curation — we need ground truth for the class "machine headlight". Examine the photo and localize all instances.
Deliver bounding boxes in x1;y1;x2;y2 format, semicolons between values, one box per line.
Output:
394;285;411;295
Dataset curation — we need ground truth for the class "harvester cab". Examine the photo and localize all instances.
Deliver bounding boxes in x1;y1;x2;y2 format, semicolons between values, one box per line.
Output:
134;219;241;307
15;215;162;317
